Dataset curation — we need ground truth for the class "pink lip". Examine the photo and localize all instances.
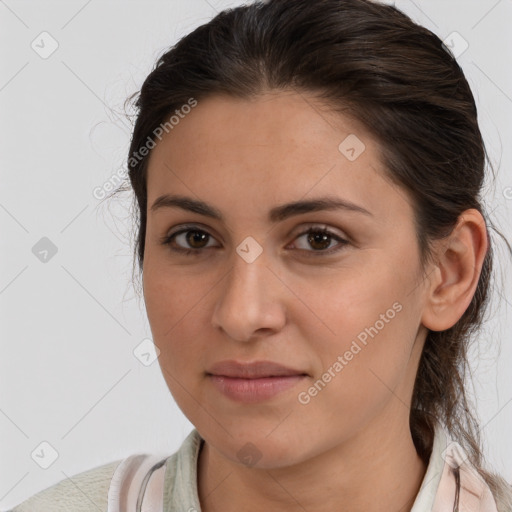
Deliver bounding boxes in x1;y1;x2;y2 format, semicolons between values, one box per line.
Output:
206;360;308;403
208;375;307;403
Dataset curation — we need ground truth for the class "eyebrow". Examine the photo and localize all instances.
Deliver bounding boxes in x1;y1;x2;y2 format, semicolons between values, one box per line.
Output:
150;194;373;222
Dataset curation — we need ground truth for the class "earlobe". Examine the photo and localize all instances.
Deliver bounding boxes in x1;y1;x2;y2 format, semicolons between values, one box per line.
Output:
421;209;488;332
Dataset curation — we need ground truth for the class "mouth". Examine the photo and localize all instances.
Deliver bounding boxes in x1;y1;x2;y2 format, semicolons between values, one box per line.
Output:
205;360;309;403
207;374;308;403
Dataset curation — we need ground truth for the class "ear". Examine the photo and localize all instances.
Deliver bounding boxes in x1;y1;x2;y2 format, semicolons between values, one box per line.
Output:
421;208;489;332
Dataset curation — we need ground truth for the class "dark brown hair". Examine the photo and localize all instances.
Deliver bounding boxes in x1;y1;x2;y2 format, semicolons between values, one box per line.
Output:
117;0;512;507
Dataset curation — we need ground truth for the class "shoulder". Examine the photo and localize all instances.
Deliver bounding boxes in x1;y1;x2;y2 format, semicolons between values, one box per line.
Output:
8;459;123;512
7;431;203;512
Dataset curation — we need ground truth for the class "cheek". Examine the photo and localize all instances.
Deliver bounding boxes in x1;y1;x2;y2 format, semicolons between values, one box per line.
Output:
143;263;205;364
295;256;420;412
294;309;417;440
296;251;415;350
144;271;210;417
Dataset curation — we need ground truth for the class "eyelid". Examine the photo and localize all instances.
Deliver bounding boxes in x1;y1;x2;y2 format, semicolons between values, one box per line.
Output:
160;223;222;248
288;225;349;255
161;222;350;256
290;222;348;240
164;222;348;240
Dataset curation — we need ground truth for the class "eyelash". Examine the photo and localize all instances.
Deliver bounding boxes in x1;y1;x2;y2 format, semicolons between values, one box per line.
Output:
160;224;349;257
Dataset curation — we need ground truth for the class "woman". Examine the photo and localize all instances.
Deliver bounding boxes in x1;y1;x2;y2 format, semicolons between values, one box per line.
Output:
8;0;511;511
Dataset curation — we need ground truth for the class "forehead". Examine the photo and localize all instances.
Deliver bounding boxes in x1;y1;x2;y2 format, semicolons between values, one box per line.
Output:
145;91;411;222
149;90;371;163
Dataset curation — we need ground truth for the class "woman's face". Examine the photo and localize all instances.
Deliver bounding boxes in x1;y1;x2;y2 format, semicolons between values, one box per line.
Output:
143;90;430;468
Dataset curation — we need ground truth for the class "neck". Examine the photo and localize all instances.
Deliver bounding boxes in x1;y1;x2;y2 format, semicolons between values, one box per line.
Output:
197;416;429;512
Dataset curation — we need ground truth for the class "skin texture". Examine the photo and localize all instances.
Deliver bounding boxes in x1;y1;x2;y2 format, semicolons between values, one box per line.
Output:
142;90;488;512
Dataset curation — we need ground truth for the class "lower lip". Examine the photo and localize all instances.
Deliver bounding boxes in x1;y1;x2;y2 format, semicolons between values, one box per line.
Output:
208;374;307;403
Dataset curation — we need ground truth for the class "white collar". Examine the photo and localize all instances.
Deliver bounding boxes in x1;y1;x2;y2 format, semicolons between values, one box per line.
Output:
411;423;499;511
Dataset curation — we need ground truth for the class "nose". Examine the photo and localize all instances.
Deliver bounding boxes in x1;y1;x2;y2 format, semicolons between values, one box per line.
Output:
210;249;287;342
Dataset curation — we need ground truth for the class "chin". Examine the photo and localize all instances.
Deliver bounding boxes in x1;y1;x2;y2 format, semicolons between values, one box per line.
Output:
204;427;311;469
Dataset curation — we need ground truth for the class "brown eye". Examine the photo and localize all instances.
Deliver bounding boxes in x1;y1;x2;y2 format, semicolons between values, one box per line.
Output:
291;227;349;255
161;227;219;255
161;224;348;257
307;231;332;251
183;230;210;249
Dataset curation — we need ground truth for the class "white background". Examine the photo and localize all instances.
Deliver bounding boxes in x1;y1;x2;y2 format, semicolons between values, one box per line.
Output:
1;0;511;509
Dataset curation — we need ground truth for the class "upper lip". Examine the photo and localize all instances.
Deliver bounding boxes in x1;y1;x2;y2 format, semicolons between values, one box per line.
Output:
207;360;308;379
